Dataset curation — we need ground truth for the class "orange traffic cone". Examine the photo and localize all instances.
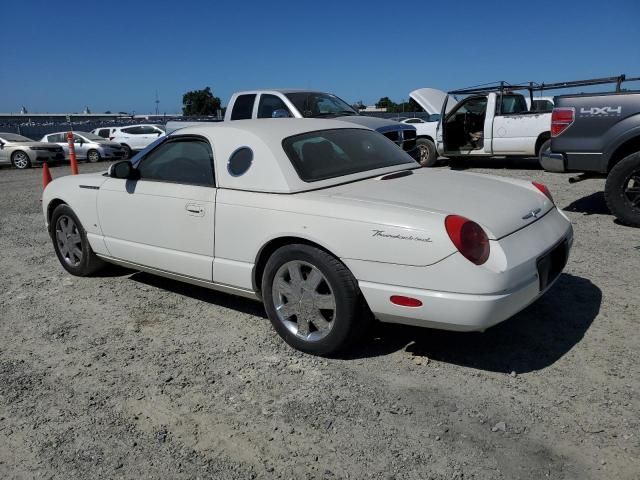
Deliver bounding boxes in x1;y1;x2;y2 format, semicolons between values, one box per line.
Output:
42;162;53;189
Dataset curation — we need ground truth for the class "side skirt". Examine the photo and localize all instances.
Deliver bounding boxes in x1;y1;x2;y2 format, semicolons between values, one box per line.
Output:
97;255;259;300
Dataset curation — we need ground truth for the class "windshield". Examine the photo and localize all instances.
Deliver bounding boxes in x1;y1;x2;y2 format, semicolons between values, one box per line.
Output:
285;92;358;118
282;128;417;182
0;133;33;142
79;132;106;141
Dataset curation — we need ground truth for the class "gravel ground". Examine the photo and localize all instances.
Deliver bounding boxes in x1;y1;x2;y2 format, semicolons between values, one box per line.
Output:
0;159;638;480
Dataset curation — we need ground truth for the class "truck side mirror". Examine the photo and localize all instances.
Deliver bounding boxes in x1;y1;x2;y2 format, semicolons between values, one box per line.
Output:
272;109;291;118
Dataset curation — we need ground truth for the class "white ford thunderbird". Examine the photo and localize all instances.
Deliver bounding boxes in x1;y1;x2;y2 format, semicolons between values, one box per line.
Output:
43;119;573;355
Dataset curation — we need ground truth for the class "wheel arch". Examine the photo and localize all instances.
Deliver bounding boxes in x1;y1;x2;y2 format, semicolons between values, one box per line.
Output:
534;132;551;156
46;198;67;229
252;235;341;297
607;135;640;172
416;135;435;143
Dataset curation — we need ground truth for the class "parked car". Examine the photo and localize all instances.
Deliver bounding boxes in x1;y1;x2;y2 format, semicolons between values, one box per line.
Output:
401;116;440;124
92;124;165;159
167;89;419;160
0;132;64;169
409;85;553;167
41;131;125;163
541;75;640;226
43;119;572;354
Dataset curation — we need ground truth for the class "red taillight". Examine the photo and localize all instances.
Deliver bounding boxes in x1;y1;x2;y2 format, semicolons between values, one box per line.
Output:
532;181;554;203
390;295;423;307
551;107;574;137
445;215;490;265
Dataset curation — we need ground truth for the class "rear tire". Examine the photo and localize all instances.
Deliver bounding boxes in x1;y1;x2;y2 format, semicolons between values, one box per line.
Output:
87;149;101;163
416;138;438;167
121;144;132;160
11;150;31;169
604;152;640;227
50;204;105;276
537;139;551;166
261;244;369;355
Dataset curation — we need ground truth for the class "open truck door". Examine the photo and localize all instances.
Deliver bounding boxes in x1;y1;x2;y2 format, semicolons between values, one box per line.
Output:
409;88;458;155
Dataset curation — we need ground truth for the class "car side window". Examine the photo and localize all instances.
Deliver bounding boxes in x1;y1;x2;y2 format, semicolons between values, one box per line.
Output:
257;94;291;118
231;94;256;120
137;137;215;187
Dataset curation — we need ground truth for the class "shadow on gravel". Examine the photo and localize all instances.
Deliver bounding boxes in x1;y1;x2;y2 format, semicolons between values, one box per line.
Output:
128;271;268;319
563;191;610;216
345;273;601;373
446;156;542;171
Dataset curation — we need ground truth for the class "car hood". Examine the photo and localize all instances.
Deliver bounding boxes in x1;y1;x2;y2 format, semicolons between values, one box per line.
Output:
94;140;122;148
409;88;458;115
336;115;416;133
322;168;553;239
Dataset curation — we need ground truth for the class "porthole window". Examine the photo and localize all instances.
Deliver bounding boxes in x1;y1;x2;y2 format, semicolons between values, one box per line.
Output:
227;147;253;176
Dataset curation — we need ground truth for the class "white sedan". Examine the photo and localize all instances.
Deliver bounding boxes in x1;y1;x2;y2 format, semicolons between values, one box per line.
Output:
42;119;573;355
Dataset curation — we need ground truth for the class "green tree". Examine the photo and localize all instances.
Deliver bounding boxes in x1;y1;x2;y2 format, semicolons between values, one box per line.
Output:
182;87;221;116
375;96;397;111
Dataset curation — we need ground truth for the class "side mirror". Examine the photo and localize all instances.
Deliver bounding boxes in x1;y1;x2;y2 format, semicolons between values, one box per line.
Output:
108;160;138;180
272;109;291;118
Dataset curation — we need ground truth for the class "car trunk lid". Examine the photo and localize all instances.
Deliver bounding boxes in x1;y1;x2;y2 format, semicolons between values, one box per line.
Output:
323;168;553;239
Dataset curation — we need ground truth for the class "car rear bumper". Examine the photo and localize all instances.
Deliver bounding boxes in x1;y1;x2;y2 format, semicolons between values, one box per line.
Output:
540;150;566;173
361;274;548;331
357;210;573;332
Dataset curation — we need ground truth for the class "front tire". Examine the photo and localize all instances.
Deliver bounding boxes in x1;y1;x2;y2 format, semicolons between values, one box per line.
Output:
87;149;101;163
261;244;368;355
604;152;640;227
11;151;32;169
416;138;438;167
50;204;105;276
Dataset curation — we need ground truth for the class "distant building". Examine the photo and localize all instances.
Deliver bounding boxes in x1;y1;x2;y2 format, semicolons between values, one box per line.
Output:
361;105;387;113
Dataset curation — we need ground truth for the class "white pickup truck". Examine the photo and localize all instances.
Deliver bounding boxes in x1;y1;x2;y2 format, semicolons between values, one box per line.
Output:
168;90;419;159
408;87;552;167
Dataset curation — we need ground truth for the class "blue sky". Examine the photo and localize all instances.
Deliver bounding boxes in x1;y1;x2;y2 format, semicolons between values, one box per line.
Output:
1;0;638;114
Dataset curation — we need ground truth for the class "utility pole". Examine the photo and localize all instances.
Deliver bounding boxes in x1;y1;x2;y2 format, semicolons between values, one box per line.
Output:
155;90;160;116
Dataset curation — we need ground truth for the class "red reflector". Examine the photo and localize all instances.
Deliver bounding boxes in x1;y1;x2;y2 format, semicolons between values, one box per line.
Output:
532;181;554;203
551;107;574;137
390;295;423;307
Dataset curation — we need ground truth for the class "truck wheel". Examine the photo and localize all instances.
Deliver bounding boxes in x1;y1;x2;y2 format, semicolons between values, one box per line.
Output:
604;152;640;227
416;138;438;167
538;139;551;165
261;244;369;356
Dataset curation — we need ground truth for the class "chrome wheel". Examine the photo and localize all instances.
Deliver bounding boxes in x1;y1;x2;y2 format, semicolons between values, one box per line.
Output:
623;172;640;210
55;215;83;267
12;151;30;169
87;149;100;163
271;260;336;341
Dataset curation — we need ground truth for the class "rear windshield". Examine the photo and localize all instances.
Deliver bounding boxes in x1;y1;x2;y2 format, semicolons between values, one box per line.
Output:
282;128;417;182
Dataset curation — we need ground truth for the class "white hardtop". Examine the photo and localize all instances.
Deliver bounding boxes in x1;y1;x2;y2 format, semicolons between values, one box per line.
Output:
171;118;414;194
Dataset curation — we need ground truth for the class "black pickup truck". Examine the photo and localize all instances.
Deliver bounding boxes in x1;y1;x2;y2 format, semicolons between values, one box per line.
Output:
541;77;640;226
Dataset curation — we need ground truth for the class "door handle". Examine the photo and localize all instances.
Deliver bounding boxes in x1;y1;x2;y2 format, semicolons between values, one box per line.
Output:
185;203;205;216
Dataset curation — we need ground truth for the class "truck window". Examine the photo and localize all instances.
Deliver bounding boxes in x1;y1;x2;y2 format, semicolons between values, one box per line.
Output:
258;94;291;118
499;95;528;115
231;94;256;120
531;99;554;112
